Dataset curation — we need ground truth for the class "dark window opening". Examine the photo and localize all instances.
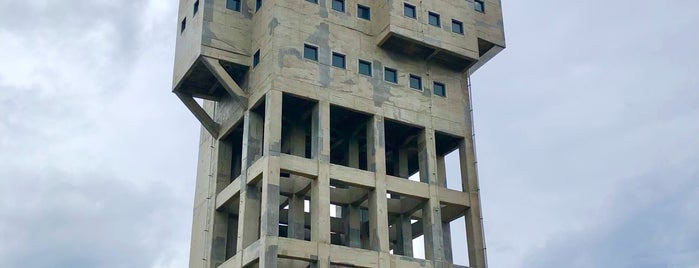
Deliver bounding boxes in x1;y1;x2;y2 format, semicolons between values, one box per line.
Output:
358;60;372;76
403;3;416;18
256;0;262;11
433;81;446;97
332;0;345;12
385;67;398;83
357;4;371;20
253;50;260;68
332;52;346;69
304;44;318;61
451;19;464;34
409;75;422;90
193;0;199;15
180;18;186;33
226;0;241;11
428;12;440;27
474;0;485;13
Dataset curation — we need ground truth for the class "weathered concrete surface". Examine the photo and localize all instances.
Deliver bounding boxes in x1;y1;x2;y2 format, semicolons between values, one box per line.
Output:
174;0;504;267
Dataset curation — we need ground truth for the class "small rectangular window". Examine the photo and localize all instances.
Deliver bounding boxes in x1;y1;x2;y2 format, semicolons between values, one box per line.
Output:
433;82;446;97
358;60;372;76
180;18;186;33
384;68;397;83
474;0;485;13
452;19;464;34
193;0;199;15
428;12;440;27
307;0;318;3
403;3;416;18
253;50;260;68
357;5;371;20
304;44;318;61
409;74;422;90
226;0;241;11
332;52;346;69
332;0;345;12
256;0;262;11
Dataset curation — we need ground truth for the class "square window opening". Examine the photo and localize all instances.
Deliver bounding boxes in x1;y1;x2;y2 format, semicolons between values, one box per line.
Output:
332;0;345;12
332;52;346;69
384;67;398;83
428;12;440;27
403;3;416;18
358;60;372;76
474;0;485;13
452;20;464;34
357;4;371;20
304;44;318;61
226;0;241;11
409;74;422;90
433;81;446;97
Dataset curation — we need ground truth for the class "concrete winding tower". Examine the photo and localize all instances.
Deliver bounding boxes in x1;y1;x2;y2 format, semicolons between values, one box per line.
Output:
173;0;504;267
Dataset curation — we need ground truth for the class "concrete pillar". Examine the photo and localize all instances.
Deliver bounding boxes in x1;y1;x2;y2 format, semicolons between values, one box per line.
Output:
237;110;264;250
395;214;413;257
460;139;486;267
258;90;283;267
437;155;453;262
418;129;445;263
367;115;391;266
288;124;307;240
311;100;331;267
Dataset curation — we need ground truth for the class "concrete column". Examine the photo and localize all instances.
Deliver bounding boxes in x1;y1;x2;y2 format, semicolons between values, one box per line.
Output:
237;110;264;250
394;147;413;256
395;214;413;257
418;129;445;262
459;139;486;267
311;101;331;267
288;124;307;240
437;155;453;262
258;90;283;267
343;135;362;248
367;116;390;255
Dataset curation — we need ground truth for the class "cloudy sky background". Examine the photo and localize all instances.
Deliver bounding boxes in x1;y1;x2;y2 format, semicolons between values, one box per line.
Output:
1;0;697;267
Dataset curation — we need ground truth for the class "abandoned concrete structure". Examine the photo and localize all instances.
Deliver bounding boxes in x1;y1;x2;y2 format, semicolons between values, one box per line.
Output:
173;0;504;267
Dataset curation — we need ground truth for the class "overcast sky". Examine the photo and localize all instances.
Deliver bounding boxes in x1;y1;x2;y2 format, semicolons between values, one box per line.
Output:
1;0;697;267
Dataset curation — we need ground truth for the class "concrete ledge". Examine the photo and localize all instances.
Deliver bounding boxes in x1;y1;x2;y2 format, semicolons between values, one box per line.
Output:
438;188;471;208
389;255;433;268
385;175;430;199
280;154;319;177
215;176;242;210
329;164;376;189
277;237;319;261
329;244;379;268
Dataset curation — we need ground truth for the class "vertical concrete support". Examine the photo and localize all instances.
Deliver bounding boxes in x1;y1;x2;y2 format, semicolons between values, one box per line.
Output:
395;214;414;257
288;124;307;240
238;110;264;251
437;155;454;262
344;135;362;248
210;139;233;267
259;90;283;267
398;148;409;179
418;129;445;263
459;139;486;268
367;115;391;266
312;101;331;267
